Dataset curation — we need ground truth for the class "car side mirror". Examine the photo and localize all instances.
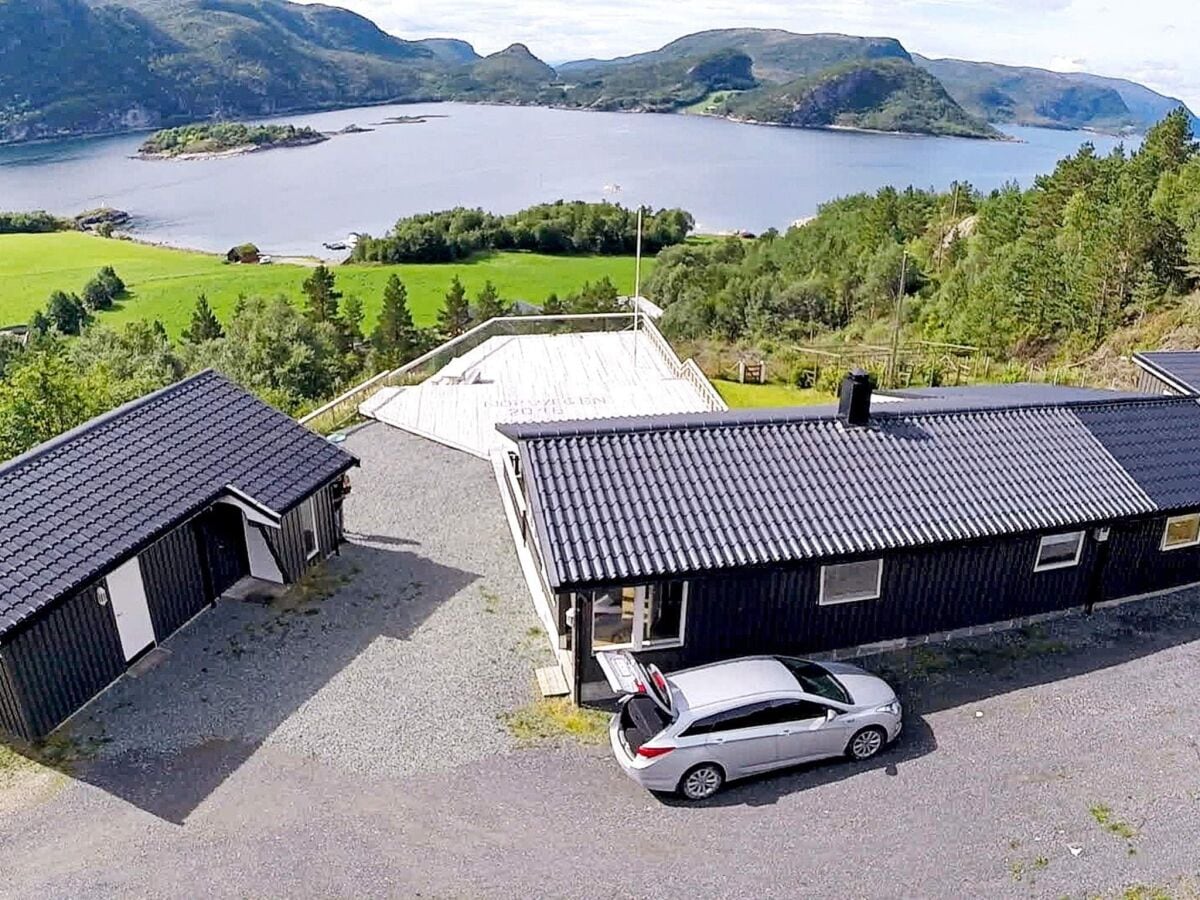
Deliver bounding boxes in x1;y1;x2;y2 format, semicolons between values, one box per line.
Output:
825;709;838;723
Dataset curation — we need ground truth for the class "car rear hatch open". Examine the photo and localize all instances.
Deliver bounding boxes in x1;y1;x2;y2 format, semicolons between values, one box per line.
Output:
598;650;677;756
596;649;675;717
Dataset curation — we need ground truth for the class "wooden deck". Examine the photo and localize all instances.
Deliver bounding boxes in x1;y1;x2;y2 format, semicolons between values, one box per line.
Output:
362;331;714;456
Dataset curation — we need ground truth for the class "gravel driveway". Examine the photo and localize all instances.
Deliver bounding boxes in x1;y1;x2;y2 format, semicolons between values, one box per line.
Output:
19;423;550;822
1;425;1200;897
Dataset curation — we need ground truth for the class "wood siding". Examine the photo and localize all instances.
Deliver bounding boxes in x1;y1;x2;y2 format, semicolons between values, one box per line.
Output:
1102;517;1200;600
141;524;211;640
0;650;31;742
1135;368;1182;396
264;483;340;581
575;523;1196;687
1;585;125;740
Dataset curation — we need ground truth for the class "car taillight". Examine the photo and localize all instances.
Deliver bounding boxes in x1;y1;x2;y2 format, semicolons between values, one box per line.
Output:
636;745;674;759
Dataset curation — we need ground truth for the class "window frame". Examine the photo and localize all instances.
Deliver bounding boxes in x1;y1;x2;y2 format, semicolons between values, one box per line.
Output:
818;559;883;606
302;497;320;561
1161;513;1200;552
1033;530;1085;572
590;582;688;654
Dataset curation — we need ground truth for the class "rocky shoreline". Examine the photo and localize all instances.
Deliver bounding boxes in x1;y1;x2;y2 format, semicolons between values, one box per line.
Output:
137;132;330;161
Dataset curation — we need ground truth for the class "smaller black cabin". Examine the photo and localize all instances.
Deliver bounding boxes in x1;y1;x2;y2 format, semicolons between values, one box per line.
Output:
502;374;1200;701
0;370;357;741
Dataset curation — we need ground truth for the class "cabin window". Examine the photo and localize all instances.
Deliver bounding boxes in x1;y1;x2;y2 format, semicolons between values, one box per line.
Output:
592;582;687;652
819;559;883;606
1161;513;1200;551
302;497;320;561
1033;531;1084;571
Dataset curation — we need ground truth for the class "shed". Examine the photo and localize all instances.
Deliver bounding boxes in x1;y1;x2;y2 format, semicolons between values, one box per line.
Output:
0;370;357;741
500;374;1200;700
1131;350;1200;395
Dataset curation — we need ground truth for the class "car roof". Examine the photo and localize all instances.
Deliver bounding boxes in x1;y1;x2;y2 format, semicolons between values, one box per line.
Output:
668;656;798;710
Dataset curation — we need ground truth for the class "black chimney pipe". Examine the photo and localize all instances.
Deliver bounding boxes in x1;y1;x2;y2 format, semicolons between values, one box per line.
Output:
838;369;873;427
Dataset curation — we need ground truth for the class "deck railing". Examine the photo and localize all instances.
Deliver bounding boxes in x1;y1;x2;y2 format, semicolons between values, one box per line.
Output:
299;312;638;433
640;317;728;412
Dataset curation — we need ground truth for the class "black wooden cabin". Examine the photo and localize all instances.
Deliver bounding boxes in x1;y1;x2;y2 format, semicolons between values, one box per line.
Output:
501;373;1200;701
0;370;357;741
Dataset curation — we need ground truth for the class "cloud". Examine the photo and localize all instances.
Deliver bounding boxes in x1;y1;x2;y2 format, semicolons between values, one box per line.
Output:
318;0;1200;109
1050;57;1088;73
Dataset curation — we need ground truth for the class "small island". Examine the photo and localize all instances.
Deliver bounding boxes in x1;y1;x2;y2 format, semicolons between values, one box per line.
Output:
138;123;329;160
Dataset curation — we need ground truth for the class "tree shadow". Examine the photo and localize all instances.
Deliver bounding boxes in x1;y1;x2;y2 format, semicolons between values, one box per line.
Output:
1;542;479;825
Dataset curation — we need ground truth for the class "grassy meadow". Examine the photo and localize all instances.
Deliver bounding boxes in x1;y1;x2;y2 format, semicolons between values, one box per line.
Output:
0;233;652;337
712;378;831;408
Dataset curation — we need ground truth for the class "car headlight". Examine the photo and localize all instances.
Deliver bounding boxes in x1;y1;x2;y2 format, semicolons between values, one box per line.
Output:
875;700;901;716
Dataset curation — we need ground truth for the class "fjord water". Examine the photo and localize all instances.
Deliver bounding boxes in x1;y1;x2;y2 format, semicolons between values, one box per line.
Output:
0;102;1130;258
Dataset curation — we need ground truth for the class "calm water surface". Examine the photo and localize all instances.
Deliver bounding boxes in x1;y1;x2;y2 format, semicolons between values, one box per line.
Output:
0;102;1133;257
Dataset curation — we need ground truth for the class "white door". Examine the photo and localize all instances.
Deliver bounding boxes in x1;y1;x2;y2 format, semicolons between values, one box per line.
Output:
106;558;156;662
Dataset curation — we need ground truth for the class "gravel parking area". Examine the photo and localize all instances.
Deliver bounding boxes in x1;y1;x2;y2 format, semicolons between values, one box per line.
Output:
2;424;1200;897
35;423;549;820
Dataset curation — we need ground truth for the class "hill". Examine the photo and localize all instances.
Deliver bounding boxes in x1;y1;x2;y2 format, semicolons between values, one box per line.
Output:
559;49;757;112
559;29;911;83
914;55;1198;133
439;44;560;103
1;8;1195;144
717;59;997;138
0;0;442;143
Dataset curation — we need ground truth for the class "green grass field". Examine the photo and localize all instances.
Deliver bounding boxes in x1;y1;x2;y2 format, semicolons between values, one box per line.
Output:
0;233;652;337
713;378;832;408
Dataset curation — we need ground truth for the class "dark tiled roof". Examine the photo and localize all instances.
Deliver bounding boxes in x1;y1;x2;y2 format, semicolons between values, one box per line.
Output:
508;396;1200;589
881;383;1152;407
0;370;357;637
1132;351;1200;393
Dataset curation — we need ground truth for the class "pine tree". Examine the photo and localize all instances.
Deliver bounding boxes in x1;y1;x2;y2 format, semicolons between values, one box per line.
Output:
182;294;224;343
437;276;471;338
474;280;507;321
373;275;419;367
302;264;341;323
340;295;365;345
45;291;90;335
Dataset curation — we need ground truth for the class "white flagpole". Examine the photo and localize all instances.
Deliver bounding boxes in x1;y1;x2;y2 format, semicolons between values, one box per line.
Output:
633;207;643;367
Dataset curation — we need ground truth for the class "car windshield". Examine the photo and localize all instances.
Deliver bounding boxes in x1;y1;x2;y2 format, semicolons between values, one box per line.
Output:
778;658;851;704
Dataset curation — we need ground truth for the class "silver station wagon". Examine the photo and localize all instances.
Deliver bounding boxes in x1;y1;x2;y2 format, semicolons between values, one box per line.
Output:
601;651;903;801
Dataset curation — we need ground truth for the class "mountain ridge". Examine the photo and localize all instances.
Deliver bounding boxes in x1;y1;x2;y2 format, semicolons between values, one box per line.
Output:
0;5;1193;145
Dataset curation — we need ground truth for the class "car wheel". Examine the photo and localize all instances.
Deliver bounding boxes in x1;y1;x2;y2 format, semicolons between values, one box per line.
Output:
847;726;887;761
679;763;725;801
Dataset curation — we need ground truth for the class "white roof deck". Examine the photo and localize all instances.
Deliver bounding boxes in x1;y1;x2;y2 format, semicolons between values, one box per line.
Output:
361;330;716;457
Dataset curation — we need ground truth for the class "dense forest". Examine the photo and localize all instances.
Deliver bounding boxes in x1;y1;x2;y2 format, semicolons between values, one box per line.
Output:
352;202;694;263
650;110;1200;361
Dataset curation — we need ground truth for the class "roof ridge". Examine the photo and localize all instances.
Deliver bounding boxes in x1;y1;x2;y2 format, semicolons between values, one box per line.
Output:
501;392;1200;441
0;369;220;481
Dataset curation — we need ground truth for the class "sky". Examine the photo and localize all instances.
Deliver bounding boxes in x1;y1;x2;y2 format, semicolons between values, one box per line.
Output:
315;0;1199;109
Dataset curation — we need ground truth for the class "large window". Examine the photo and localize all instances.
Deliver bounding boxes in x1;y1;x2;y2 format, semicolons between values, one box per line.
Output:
592;582;687;652
819;559;883;606
683;699;831;736
1033;531;1084;572
1161;514;1200;551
